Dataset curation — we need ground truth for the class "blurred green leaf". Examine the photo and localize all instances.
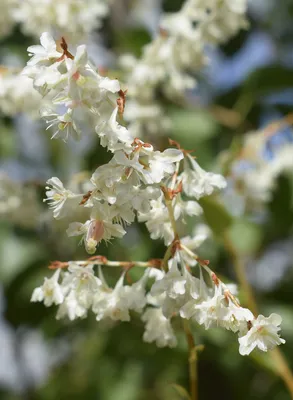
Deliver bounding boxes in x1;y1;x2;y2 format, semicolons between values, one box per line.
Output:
113;28;151;57
227;219;263;256
0;227;44;284
170;108;219;144
199;197;233;236
170;384;191;400
241;65;293;98
266;173;293;240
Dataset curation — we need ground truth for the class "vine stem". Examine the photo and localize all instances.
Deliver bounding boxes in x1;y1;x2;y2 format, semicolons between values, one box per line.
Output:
48;257;162;270
223;233;293;399
183;320;198;400
163;186;198;400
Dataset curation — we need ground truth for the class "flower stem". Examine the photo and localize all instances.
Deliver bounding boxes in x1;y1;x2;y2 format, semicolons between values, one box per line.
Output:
183;320;198;400
164;193;199;400
223;233;293;399
165;197;178;237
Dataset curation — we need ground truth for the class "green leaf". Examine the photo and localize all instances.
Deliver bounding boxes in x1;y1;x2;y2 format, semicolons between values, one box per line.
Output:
226;219;263;256
170;384;192;400
235;65;293;115
113;28;151;57
199;197;233;236
242;65;293;97
266;173;293;240
170;108;219;144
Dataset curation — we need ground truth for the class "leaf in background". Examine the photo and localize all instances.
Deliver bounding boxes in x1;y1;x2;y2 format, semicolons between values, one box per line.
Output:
170;383;191;400
199;197;233;237
170;108;219;144
241;65;293;98
266;173;293;240
113;28;151;57
235;65;293;116
226;219;263;256
0;227;44;285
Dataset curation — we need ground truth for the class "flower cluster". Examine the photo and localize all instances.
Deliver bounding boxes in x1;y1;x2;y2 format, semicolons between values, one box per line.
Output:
121;0;248;138
0;0;109;42
0;174;42;228
0;67;42;116
32;253;285;355
222;120;293;215
27;31;285;357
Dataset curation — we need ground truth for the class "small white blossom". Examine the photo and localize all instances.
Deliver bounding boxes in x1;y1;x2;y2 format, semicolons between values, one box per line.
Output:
180;284;225;329
66;204;126;254
138;195;175;245
151;257;200;318
238;314;285;356
27;32;62;66
96;107;133;151
0;71;41;116
151;258;186;300
41;108;82;141
92;274;131;322
142;308;177;348
31;269;64;307
120;270;149;313
56;290;88;321
14;0;109;42
61;263;102;309
44;177;81;219
182;154;227;199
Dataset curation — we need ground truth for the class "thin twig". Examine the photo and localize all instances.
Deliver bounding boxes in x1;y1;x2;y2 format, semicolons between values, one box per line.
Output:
163;192;199;400
183;320;198;400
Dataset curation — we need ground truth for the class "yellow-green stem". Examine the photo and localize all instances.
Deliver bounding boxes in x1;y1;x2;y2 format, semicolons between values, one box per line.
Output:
183;320;198;400
164;194;198;400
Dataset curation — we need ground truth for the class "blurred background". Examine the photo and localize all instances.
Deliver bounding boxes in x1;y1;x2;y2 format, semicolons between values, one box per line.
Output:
1;0;293;399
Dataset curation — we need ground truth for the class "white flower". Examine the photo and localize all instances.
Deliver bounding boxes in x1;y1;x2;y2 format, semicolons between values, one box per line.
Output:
0;71;41;116
56;290;88;321
23;63;63;96
14;0;109;42
31;269;64;307
92;274;131;322
41;108;82;141
220;303;254;333
138;195;175;245
64;44;88;77
151;257;200;318
179;200;203;217
90;162;126;204
238;314;285;356
147;148;183;183
120;270;149;313
67;203;126;254
129;186;161;213
44;177;81;219
114;146;183;185
142;308;177;348
182;154;227;199
180;284;226;329
61;262;102;308
151;258;186;299
98;76;120;94
27;32;62;66
96;107;133;151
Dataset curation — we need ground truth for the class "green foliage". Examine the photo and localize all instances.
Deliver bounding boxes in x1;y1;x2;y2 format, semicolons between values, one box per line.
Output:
199;196;233;237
